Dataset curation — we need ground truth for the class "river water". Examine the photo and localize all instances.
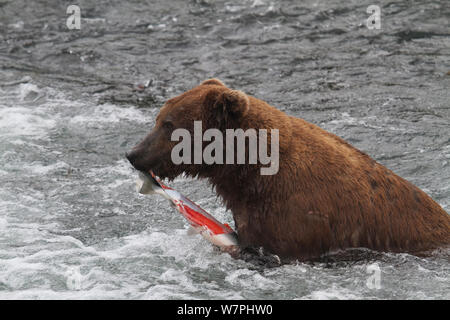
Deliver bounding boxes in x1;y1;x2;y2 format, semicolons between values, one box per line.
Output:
0;0;449;299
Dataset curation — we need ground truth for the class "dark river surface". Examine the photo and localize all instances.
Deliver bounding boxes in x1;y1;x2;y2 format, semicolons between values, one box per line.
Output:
0;0;449;299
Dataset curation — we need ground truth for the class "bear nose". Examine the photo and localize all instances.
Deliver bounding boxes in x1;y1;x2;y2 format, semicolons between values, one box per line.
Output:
126;150;138;165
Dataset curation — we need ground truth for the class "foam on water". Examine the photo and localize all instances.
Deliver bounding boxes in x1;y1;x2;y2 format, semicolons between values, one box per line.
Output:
0;107;56;139
70;103;148;125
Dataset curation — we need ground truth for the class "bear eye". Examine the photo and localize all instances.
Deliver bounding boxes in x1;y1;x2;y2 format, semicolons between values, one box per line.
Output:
162;121;174;131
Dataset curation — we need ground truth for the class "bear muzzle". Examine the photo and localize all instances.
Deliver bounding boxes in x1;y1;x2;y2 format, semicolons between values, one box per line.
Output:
126;147;168;178
126;148;148;172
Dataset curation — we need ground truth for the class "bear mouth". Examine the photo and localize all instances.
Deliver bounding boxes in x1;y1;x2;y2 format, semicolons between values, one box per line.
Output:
138;168;159;180
141;170;161;186
133;160;179;182
138;167;167;182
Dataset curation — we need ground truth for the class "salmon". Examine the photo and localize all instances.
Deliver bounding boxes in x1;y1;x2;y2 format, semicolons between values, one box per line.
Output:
136;171;239;249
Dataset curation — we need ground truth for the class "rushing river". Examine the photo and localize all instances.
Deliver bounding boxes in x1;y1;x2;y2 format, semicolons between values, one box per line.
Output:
0;0;449;299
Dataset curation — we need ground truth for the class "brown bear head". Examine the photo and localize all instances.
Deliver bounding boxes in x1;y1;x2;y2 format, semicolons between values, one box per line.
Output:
126;79;252;180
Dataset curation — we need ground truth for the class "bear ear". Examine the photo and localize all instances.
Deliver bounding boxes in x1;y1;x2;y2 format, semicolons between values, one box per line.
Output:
218;90;250;119
201;78;226;87
204;89;249;126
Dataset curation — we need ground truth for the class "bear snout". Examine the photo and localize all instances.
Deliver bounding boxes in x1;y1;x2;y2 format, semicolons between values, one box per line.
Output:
126;148;147;172
125;150;136;165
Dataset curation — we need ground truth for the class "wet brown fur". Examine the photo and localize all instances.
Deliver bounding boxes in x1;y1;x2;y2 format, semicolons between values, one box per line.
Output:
128;79;450;261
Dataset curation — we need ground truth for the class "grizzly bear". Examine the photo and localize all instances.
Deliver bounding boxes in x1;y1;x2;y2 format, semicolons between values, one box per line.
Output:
126;78;450;261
